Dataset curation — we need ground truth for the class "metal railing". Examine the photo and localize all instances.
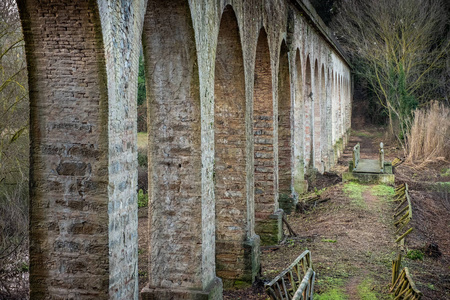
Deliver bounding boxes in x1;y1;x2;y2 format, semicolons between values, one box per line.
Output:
265;250;315;300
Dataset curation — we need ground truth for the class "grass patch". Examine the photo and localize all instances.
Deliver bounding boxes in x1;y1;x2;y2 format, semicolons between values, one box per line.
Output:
321;239;337;243
315;288;348;300
343;182;368;207
357;278;379;300
315;277;347;300
370;185;394;199
406;249;424;261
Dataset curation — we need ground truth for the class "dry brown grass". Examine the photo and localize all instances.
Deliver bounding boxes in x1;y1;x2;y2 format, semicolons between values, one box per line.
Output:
406;101;450;165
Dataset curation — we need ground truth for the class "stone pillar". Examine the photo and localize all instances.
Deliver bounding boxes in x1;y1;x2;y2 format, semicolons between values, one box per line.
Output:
19;0;144;298
140;0;222;298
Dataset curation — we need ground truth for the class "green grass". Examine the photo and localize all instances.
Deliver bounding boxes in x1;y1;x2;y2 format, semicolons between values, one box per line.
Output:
315;288;348;300
343;182;368;207
321;239;337;243
357;278;379;300
371;185;395;199
315;277;347;300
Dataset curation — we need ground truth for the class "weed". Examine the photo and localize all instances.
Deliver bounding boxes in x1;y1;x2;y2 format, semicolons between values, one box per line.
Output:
321;239;337;243
406;249;424;261
427;283;436;290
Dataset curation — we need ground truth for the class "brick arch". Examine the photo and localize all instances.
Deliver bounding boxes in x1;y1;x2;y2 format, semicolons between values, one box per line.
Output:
304;54;312;168
253;27;278;245
278;40;292;200
142;0;207;296
320;64;326;171
214;4;257;286
292;49;306;194
17;1;130;298
313;59;320;170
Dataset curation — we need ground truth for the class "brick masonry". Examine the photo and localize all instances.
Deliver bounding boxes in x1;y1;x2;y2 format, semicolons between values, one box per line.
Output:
19;0;352;299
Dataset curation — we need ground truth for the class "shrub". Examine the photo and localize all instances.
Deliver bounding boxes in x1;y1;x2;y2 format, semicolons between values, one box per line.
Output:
138;189;148;208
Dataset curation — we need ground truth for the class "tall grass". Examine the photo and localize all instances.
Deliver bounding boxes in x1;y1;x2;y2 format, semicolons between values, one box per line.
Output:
406;101;450;164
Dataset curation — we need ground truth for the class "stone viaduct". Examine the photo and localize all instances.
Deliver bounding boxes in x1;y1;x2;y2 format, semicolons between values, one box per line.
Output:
16;0;351;298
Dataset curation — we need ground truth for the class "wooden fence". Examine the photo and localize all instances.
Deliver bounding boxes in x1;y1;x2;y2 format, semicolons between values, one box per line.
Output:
393;183;413;244
265;250;315;300
391;254;422;299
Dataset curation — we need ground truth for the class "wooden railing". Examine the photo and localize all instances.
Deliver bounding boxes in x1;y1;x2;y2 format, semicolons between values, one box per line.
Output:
393;183;413;244
391;254;422;299
352;143;360;170
265;250;315;300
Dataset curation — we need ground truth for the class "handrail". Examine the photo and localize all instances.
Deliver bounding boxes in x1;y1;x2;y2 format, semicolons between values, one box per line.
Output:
265;250;314;300
292;268;315;300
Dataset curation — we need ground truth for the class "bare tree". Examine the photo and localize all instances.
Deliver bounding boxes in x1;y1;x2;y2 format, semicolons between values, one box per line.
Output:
0;0;30;298
332;0;449;151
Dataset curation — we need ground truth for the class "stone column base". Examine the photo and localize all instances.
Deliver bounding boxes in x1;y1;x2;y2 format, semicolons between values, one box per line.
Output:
255;209;283;246
141;277;223;300
217;235;261;289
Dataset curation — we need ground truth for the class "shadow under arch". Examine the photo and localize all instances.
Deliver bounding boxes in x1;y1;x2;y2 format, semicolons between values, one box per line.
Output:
304;54;312;169
277;40;293;211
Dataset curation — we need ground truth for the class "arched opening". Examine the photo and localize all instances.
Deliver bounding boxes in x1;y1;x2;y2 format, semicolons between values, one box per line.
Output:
253;28;278;244
214;5;255;286
313;59;321;170
142;0;205;294
278;40;292;203
304;55;312;169
292;49;306;195
320;64;326;171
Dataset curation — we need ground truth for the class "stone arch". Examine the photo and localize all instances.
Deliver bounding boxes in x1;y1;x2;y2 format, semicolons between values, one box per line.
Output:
320;64;326;171
214;4;258;286
304;55;312;169
253;27;279;245
292;49;306;195
141;0;217;297
278;40;292;203
313;59;320;170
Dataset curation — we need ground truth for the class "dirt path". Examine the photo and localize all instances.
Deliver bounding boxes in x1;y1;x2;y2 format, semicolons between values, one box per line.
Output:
224;128;400;299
